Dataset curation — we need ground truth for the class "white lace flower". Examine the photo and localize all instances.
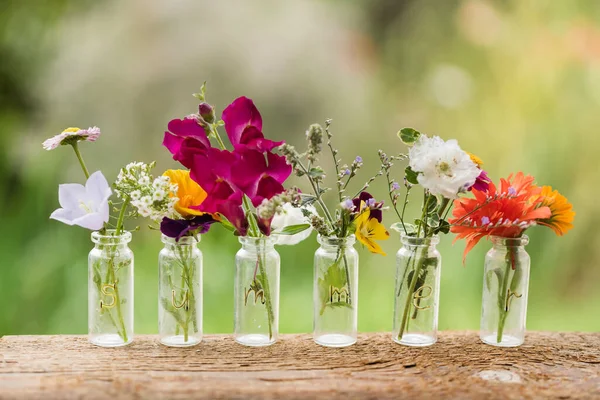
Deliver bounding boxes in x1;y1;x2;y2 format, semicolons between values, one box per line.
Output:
42;127;101;150
408;135;480;199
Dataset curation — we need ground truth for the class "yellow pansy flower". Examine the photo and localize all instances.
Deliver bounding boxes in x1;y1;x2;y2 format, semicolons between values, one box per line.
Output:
354;204;390;256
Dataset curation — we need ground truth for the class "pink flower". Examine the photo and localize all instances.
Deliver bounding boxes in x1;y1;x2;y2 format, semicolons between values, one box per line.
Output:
222;97;283;152
43;127;101;150
187;148;249;235
163;118;211;168
232;149;292;207
470;170;492;192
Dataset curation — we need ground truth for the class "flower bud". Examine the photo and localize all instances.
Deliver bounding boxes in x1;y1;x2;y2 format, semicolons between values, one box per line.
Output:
198;103;215;123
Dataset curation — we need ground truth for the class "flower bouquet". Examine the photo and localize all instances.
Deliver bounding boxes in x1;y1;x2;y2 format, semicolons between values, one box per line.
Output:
384;128;488;346
281;120;389;347
44;128;156;347
160;84;299;346
450;172;574;346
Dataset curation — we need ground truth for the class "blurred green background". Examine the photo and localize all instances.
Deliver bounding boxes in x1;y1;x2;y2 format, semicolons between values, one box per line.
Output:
1;0;598;336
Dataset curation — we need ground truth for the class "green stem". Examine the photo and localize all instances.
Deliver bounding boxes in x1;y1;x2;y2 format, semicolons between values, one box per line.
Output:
256;242;274;340
437;198;450;219
496;248;515;343
71;142;90;179
398;247;426;340
104;252;129;343
115;197;130;236
386;169;407;234
296;160;335;229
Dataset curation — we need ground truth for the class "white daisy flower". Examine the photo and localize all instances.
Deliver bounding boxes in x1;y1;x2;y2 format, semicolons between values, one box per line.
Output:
42;126;101;150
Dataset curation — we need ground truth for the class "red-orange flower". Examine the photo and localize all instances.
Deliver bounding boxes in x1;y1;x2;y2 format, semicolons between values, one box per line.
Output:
450;172;552;261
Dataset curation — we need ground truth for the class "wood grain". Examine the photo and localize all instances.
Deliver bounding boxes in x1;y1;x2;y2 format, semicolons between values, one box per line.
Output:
1;332;599;399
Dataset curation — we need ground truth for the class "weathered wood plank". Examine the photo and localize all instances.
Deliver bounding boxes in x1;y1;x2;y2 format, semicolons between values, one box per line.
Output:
1;332;599;399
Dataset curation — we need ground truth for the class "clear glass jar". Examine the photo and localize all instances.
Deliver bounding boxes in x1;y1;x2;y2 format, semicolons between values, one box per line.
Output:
234;236;280;347
393;234;441;347
88;230;134;347
158;234;202;347
313;235;359;347
480;235;530;347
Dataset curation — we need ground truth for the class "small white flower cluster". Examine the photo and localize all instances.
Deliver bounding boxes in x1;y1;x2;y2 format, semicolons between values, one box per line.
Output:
114;162;179;222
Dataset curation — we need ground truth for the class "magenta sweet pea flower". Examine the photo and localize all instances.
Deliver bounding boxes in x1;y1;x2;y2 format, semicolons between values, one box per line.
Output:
470;170;492;192
233;149;292;207
187;148;250;235
189;148;238;211
222;97;283;152
163;117;211;168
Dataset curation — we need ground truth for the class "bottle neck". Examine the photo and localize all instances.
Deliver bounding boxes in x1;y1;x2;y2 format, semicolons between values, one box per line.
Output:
92;230;132;248
161;234;199;249
239;236;276;253
317;235;356;250
400;234;439;249
490;235;529;251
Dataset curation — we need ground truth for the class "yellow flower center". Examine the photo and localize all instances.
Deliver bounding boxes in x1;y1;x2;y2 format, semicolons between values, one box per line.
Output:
63;127;82;133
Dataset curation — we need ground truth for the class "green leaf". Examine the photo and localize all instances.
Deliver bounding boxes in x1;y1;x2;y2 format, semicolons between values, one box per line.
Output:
435;220;450;234
390;222;416;234
426;195;438;213
275;224;311;235
300;193;317;206
390;222;404;233
426;213;440;228
405;166;419;185
218;215;237;233
485;269;502;291
398;128;421;145
308;167;325;179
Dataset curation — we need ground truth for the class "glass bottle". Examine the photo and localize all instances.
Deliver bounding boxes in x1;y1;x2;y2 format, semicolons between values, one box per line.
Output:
88;230;134;347
234;236;280;347
313;235;359;347
480;235;530;347
393;234;441;347
158;234;202;347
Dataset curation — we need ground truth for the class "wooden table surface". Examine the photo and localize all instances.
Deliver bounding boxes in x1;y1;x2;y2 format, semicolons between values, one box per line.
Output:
1;332;599;399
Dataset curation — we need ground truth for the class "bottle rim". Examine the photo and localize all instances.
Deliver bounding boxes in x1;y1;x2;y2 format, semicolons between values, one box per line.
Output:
317;234;356;247
400;234;440;246
238;236;277;247
490;235;529;247
161;234;200;245
91;230;132;245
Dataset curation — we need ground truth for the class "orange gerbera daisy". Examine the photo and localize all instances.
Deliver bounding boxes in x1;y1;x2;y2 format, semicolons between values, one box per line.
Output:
450;172;551;261
537;186;575;236
163;169;208;218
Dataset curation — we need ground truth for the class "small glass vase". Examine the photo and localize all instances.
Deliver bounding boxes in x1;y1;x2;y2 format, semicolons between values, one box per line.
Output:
88;230;134;347
393;234;441;347
313;235;359;347
234;236;280;347
480;235;530;347
158;234;202;347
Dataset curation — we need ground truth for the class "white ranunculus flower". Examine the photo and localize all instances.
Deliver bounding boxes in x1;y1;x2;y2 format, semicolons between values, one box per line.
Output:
271;203;315;245
408;135;480;199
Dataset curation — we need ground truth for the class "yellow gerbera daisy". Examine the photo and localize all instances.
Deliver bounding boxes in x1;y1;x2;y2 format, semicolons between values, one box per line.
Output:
163;170;208;218
354;205;390;255
538;185;575;236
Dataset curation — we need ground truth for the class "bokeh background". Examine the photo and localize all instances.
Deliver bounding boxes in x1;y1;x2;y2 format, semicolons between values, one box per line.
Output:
1;0;598;336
